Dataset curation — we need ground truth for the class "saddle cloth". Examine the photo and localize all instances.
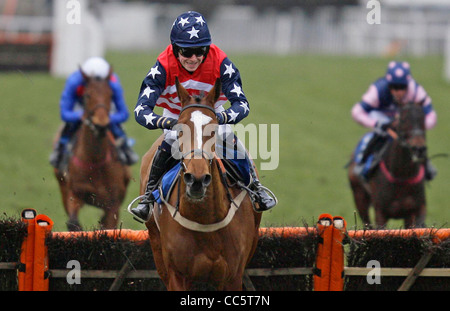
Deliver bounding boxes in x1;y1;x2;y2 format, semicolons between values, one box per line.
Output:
353;132;392;179
152;151;251;205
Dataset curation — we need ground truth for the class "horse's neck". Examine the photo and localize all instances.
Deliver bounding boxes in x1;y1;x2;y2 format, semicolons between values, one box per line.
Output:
385;140;419;178
77;126;110;161
179;160;228;223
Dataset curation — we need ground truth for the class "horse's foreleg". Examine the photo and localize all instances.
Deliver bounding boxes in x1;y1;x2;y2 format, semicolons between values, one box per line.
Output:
374;206;387;229
224;275;243;291
65;191;83;231
406;205;426;229
146;217;169;287
167;269;189;291
349;171;372;228
100;206;119;229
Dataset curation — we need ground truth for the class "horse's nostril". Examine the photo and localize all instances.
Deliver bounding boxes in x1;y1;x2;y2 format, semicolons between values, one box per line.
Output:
202;174;212;187
184;173;194;185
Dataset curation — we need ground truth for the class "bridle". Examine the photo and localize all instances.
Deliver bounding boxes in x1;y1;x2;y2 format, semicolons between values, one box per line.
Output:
178;103;217;172
83;103;110;137
396;102;426;160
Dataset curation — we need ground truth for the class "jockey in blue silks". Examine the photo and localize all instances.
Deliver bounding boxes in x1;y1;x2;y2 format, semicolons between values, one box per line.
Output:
49;57;139;168
350;61;437;181
129;11;277;222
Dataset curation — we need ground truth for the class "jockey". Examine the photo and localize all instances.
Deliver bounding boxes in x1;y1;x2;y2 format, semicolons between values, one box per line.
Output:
130;11;276;222
49;57;139;168
351;61;437;180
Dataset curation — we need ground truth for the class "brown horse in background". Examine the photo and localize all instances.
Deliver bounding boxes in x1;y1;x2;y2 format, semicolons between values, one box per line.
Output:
142;78;261;290
54;70;131;231
348;101;427;228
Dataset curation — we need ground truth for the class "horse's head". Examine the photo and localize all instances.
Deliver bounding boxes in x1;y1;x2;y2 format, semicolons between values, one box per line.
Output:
80;67;113;137
396;101;427;163
175;77;221;200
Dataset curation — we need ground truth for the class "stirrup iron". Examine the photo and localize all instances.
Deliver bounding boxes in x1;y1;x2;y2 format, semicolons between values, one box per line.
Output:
127;195;151;223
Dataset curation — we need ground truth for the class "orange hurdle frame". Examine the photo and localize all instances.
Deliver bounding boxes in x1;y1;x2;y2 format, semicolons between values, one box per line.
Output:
18;209;53;291
17;209;450;291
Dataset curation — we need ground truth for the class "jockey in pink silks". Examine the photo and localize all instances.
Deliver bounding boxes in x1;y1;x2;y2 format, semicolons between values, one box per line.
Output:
350;61;437;181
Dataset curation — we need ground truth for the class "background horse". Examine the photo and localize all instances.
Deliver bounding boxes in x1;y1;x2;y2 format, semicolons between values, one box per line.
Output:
348;101;427;228
142;78;261;290
54;70;131;231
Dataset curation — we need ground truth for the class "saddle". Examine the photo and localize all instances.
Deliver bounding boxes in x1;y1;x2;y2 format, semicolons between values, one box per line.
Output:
58;131;127;172
353;133;393;180
152;156;251;206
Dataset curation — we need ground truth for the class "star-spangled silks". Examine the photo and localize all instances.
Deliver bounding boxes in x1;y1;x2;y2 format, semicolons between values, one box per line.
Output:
134;104;144;116
147;66;161;79
230;83;243;97
140;85;155;98
143;112;157;126
224;63;235;78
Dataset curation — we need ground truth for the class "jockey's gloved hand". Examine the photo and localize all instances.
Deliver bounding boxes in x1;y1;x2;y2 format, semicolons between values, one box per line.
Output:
216;112;227;125
160;117;178;130
374;121;392;137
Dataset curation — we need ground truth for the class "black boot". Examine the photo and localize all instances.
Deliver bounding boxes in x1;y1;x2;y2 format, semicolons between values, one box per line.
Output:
118;137;139;165
131;147;173;222
353;133;385;180
49;142;66;168
249;167;277;212
425;159;437;181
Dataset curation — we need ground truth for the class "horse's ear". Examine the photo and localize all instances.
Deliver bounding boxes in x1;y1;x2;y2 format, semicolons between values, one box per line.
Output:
206;78;221;105
175;76;191;107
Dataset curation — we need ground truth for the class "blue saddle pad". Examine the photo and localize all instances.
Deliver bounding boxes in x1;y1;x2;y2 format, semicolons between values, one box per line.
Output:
352;132;375;178
152;149;251;204
152;163;182;204
216;142;251;186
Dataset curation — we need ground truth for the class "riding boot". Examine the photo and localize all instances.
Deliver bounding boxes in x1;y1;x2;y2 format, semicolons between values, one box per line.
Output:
118;137;139;165
49;142;66;168
425;159;437;181
353;133;384;180
131;147;173;222
248;165;277;211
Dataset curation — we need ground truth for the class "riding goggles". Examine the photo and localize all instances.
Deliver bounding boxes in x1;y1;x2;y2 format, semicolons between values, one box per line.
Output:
178;46;208;58
389;83;407;90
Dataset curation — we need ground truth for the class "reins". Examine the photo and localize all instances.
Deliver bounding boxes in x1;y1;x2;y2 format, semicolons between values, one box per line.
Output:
157;103;249;232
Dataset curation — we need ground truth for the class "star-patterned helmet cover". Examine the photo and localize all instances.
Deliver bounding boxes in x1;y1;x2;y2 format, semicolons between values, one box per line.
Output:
385;61;412;86
170;11;212;47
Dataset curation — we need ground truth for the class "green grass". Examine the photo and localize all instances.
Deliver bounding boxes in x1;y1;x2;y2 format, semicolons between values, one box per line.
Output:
1;52;449;231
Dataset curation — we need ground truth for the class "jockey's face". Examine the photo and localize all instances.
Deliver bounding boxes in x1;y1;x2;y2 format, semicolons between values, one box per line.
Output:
178;52;204;73
390;89;407;103
389;84;407;103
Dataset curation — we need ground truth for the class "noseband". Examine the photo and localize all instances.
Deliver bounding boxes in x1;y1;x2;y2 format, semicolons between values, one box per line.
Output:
83;104;110;137
397;103;426;152
178;103;217;171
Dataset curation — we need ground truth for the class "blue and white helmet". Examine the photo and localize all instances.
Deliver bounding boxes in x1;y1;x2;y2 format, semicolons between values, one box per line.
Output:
170;11;211;47
385;61;411;86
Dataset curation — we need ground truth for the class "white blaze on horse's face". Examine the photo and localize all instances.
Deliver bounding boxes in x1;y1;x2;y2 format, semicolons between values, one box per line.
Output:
190;110;212;152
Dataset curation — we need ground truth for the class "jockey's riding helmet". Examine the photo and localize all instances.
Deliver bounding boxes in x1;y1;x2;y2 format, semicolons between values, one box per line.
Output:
80;57;110;79
170;11;212;48
385;61;411;87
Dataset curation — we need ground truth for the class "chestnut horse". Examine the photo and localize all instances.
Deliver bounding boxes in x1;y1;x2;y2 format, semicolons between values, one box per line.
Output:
348;101;427;228
54;70;131;231
141;78;261;290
